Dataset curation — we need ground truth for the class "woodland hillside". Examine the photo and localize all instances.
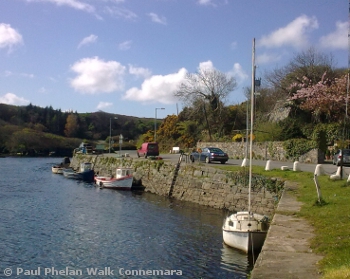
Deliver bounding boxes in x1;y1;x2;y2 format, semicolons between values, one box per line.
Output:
0;48;349;157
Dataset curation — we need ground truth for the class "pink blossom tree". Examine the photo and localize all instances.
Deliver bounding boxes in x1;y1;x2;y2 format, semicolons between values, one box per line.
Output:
289;73;348;122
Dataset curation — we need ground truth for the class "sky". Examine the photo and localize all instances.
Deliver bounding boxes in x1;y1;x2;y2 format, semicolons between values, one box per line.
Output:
0;0;348;118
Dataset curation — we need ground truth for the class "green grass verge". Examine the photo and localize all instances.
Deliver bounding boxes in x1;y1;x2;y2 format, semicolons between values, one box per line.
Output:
216;165;350;279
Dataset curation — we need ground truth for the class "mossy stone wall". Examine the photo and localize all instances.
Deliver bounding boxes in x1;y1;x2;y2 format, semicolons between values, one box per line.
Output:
70;154;282;216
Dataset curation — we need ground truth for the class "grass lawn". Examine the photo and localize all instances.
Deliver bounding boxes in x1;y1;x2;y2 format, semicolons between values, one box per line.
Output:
217;164;350;279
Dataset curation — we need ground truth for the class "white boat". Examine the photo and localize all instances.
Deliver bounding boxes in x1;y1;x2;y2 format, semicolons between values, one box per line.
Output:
222;212;269;253
95;167;133;190
52;166;64;174
222;38;269;253
51;157;71;174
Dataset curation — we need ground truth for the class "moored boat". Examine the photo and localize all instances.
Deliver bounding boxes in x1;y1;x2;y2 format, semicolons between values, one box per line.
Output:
222;38;269;253
52;157;71;174
222;212;269;253
63;162;94;182
52;165;64;174
95;167;133;190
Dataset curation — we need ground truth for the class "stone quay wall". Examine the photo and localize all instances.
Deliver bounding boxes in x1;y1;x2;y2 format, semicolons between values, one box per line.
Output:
71;154;283;217
196;141;324;164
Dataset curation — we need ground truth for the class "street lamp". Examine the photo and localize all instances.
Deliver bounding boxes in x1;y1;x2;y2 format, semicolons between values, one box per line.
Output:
154;108;165;142
109;117;118;153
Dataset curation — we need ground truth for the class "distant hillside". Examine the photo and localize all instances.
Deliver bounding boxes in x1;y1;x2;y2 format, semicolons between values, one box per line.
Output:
0;103;156;142
0;103;161;155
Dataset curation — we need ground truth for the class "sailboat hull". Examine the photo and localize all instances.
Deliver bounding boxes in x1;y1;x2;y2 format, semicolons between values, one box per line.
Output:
223;229;267;253
222;211;269;253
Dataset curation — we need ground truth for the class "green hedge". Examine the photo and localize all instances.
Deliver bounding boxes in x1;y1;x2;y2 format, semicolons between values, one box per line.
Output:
283;138;318;160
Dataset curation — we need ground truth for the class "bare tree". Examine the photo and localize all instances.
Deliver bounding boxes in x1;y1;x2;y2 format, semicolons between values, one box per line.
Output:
265;47;336;97
175;68;237;140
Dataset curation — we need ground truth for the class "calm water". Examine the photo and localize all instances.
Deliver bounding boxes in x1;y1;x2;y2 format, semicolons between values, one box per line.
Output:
0;157;253;278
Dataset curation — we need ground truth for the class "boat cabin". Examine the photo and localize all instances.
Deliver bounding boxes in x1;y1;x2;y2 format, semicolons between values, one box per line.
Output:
116;168;133;179
80;162;92;172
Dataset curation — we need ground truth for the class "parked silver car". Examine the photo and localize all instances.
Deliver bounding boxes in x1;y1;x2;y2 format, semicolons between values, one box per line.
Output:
333;149;350;166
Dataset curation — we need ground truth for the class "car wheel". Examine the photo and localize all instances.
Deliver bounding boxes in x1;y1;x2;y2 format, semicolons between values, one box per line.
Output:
137;152;140;158
190;155;194;163
205;156;210;164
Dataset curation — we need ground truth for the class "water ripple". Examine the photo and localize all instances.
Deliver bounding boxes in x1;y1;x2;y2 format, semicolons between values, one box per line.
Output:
0;157;251;278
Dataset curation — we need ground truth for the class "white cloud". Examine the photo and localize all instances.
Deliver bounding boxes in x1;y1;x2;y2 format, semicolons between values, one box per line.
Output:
78;34;98;49
104;6;138;20
197;0;216;6
128;65;152;79
26;0;95;13
1;70;34;78
198;60;215;72
97;101;113;110
256;52;282;65
230;41;237;50
319;21;347;50
227;63;248;84
118;40;132;50
70;57;126;94
258;15;318;49
148;13;167;25
39;87;47;94
0;93;30;105
22;73;34;78
102;0;124;2
123;68;187;104
3;71;13;77
0;23;23;50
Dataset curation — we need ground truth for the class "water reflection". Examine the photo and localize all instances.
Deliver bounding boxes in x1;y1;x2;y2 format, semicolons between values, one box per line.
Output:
0;157;253;278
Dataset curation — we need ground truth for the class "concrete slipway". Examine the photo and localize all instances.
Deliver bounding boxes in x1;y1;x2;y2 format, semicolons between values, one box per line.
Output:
251;181;323;279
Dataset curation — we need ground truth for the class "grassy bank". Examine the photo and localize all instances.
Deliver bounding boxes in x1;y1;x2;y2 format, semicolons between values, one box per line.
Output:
217;165;350;279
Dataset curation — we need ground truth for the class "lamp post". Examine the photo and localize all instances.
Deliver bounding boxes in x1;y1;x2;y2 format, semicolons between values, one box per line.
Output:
119;134;123;155
109;117;118;153
154;108;165;142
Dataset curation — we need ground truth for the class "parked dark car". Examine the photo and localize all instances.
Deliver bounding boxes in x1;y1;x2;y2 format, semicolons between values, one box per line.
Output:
190;147;229;164
333;149;350;166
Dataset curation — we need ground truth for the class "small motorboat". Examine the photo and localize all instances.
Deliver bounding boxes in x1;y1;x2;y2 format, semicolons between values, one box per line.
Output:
52;157;71;174
52;165;64;174
95;167;133;190
63;162;95;182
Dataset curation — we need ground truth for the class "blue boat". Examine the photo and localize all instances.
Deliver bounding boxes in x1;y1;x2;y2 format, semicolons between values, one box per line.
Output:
63;162;94;182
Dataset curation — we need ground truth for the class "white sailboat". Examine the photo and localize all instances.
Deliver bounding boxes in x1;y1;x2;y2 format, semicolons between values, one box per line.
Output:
222;38;269;253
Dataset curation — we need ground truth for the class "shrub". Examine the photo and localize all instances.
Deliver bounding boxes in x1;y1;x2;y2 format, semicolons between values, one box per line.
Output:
283;138;317;160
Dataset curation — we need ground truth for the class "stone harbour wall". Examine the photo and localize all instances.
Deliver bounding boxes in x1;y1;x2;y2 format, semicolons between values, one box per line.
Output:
70;154;283;217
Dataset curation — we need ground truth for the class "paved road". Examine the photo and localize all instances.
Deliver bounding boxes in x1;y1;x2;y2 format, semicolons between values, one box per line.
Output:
105;150;350;176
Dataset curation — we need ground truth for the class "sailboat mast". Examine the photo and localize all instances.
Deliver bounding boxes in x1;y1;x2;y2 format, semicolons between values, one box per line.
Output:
248;38;255;213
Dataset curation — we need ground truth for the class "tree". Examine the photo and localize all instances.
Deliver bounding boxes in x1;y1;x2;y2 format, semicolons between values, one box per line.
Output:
64;114;79;138
265;47;336;99
175;68;237;140
289;73;348;122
